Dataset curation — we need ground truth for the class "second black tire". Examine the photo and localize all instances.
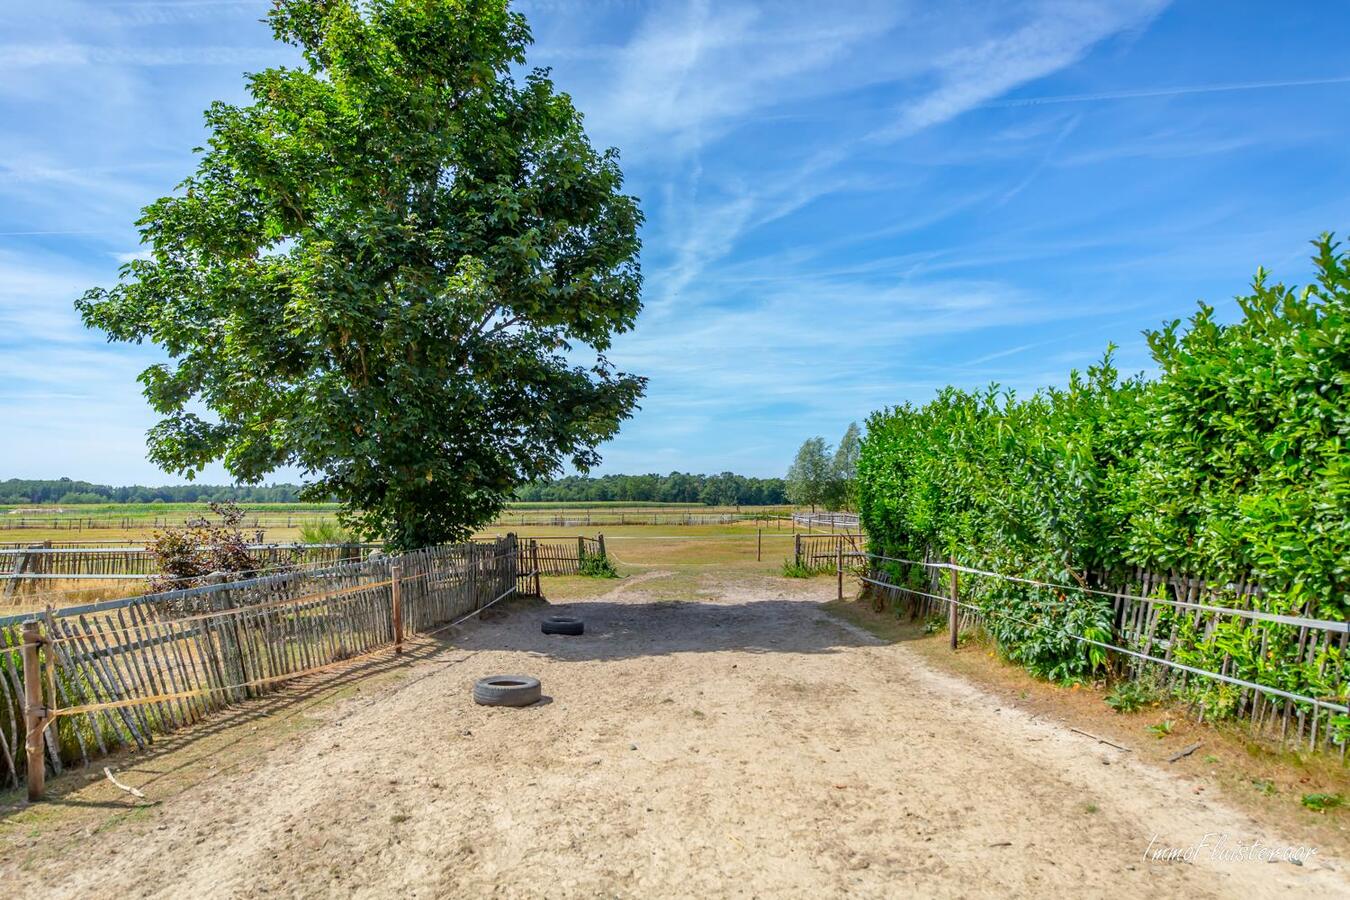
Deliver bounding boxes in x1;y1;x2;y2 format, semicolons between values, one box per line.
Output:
541;615;584;636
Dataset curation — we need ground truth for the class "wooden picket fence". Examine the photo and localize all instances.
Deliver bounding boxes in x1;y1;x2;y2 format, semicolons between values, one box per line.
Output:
1;543;378;595
0;536;525;794
794;532;866;572
525;536;606;575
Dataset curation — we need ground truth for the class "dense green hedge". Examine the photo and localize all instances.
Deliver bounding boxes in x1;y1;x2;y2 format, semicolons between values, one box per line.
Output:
858;235;1347;733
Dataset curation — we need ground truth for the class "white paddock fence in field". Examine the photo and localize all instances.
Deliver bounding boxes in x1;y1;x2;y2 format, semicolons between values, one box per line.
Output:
791;511;859;531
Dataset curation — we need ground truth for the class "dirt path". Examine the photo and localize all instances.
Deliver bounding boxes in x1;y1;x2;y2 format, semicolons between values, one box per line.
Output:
3;571;1345;898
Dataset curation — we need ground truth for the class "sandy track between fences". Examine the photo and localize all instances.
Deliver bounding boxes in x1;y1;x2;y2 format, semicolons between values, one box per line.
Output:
3;571;1345;898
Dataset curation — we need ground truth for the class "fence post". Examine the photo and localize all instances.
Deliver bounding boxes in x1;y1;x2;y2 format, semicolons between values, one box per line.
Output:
467;543;478;608
577;536;585;572
3;543;42;598
836;540;844;601
531;540;541;596
21;620;47;801
597;534;606;562
948;556;959;651
757;528;762;562
794;533;802;568
391;563;403;654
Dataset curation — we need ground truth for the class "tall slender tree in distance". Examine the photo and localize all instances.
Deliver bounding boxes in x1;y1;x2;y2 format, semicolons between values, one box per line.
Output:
786;437;832;512
829;422;862;510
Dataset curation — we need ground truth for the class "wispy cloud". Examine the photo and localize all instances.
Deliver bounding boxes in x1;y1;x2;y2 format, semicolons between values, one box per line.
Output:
10;1;258;28
0;43;278;67
595;0;1174;337
986;74;1350;107
876;1;1170;140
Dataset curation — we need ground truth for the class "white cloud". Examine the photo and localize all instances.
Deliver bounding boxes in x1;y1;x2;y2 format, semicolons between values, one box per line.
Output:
984;74;1350;108
0;43;279;67
877;1;1170;140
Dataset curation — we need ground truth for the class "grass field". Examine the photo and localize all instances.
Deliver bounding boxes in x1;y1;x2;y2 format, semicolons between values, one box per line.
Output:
0;501;792;542
0;518;817;614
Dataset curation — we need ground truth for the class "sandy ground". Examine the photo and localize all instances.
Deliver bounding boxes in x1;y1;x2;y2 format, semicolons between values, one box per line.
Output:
2;570;1346;898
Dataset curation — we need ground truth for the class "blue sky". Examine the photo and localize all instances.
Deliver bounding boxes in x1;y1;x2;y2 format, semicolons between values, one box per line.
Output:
2;0;1349;484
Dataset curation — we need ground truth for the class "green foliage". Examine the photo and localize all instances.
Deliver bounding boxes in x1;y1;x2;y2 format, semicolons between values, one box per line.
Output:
788;424;862;511
781;559;816;578
786;437;833;510
1121;244;1349;617
1300;792;1343;812
1104;679;1161;714
857;234;1349;727
298;518;355;544
77;0;644;551
0;478;308;504
1147;719;1176;739
824;423;862;510
514;472;787;505
578;548;618;578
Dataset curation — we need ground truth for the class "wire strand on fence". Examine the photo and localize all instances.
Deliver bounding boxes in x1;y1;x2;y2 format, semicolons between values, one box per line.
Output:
420;583;519;639
857;572;1348;715
860;551;1347;634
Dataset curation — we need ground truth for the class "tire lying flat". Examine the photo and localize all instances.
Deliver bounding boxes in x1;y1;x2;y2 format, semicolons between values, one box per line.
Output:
541;615;584;636
473;675;542;707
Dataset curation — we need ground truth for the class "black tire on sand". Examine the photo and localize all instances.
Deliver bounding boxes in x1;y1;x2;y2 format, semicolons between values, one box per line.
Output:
473;675;543;707
541;615;584;636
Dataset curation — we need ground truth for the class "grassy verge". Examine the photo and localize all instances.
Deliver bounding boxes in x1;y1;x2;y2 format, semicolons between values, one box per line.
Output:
821;595;1349;856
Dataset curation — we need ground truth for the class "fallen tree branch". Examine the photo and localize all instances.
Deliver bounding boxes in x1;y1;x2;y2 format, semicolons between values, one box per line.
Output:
1167;742;1203;763
1069;727;1132;752
104;767;147;800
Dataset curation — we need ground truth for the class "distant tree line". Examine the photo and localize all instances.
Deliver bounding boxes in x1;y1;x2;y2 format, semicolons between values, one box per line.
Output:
514;473;787;506
0;474;788;508
0;478;307;505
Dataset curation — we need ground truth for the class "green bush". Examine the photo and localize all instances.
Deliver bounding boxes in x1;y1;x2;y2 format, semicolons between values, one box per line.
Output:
1105;679;1161;714
781;559;818;578
578;549;618;578
298;519;355;545
1301;792;1343;812
858;234;1348;738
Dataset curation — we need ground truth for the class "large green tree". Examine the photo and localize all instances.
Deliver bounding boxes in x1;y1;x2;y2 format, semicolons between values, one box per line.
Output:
77;0;645;550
